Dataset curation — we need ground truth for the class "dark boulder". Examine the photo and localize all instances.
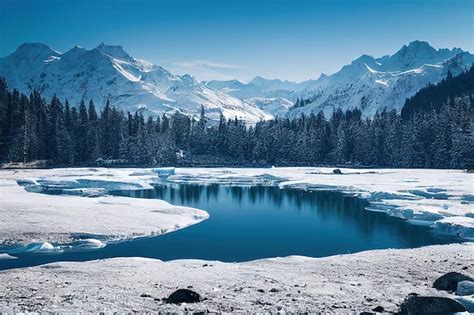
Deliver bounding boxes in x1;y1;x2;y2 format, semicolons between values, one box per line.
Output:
433;272;474;292
372;306;384;313
333;168;342;174
164;289;202;304
399;294;466;314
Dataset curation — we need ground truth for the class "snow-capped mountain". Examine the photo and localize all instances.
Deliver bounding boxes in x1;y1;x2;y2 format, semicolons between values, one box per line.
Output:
207;41;474;117
1;41;472;122
205;77;309;102
293;41;474;117
0;43;271;123
204;76;313;116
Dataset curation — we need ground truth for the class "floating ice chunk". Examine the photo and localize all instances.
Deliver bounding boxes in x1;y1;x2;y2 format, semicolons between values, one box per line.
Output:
0;253;17;260
62;239;107;252
9;242;62;254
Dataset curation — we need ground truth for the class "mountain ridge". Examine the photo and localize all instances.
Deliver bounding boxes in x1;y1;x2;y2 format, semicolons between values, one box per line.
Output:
0;41;472;121
0;43;271;123
206;40;473;117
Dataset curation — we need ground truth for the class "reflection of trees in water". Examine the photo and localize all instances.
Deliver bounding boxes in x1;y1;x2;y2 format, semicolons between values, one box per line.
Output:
229;186;244;204
151;184;219;205
123;183;439;247
218;185;435;246
206;184;219;202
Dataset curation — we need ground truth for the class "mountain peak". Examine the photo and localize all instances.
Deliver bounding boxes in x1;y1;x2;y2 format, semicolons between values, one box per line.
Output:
96;43;134;61
394;40;437;58
352;54;376;65
382;40;458;71
250;76;287;86
8;43;60;65
64;45;86;54
250;75;267;84
405;40;435;51
13;42;58;57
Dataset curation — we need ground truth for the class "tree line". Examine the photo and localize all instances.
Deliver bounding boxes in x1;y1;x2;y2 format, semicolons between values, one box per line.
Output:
0;76;472;169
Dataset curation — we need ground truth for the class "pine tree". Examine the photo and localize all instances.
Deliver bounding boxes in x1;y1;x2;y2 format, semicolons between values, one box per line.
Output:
87;100;99;161
76;100;89;163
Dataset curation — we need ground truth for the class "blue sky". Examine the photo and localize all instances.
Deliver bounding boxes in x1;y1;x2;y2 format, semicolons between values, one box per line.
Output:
1;0;472;82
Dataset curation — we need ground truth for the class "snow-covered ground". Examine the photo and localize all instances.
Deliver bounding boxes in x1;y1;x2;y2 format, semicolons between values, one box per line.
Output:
0;243;472;313
0;168;208;246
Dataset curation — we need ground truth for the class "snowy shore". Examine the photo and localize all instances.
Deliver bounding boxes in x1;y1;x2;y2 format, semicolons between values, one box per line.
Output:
0;243;472;313
0;168;208;245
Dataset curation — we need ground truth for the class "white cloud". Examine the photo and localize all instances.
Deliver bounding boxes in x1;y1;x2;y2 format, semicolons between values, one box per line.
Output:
173;60;244;70
165;59;249;81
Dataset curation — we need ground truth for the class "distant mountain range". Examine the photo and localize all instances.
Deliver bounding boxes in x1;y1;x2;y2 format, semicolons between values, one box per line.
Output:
0;40;472;121
206;41;474;117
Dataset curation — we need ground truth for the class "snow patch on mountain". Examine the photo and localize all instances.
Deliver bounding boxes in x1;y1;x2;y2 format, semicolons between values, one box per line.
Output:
245;97;294;117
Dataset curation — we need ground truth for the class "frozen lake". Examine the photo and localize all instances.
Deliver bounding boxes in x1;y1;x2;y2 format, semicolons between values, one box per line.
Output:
0;183;458;270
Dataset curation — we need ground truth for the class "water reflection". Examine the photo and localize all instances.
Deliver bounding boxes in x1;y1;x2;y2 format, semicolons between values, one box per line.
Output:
117;184;454;260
